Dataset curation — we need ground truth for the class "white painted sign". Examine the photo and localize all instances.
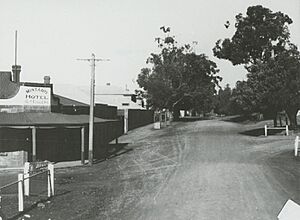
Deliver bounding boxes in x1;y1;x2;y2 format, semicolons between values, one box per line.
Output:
278;199;300;220
24;87;50;105
0;86;51;112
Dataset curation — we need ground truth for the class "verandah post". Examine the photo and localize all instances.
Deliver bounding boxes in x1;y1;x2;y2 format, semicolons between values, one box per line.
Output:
81;127;85;165
32;127;37;162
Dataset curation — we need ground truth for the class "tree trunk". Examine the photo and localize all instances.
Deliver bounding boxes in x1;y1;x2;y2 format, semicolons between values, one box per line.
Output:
271;111;277;127
173;109;180;121
285;107;298;129
273;117;277;127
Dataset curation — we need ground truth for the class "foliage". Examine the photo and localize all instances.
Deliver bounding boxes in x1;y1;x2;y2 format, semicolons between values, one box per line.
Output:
213;5;293;66
214;84;235;115
246;45;300;126
213;5;300;127
137;29;222;117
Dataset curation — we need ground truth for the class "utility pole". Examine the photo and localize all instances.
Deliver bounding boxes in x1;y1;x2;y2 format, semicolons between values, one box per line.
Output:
77;53;109;165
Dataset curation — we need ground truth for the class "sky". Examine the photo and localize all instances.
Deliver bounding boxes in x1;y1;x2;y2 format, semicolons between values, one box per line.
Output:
0;0;299;91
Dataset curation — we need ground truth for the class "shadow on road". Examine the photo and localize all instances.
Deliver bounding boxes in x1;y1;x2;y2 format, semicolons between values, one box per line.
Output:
239;128;286;137
222;115;262;123
94;143;132;164
178;116;212;122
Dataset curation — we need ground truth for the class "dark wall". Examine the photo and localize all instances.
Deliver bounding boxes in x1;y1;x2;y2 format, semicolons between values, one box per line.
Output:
95;104;117;119
0;128;31;153
0;120;123;162
58;104;118;120
60;106;89;115
128;109;154;131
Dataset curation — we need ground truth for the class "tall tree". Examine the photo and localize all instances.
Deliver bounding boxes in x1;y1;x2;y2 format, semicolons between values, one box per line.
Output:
246;45;300;127
213;5;292;67
213;5;300;127
137;29;222;119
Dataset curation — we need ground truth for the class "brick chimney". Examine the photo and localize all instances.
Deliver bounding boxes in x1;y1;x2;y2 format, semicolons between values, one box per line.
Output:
12;65;21;83
44;76;51;84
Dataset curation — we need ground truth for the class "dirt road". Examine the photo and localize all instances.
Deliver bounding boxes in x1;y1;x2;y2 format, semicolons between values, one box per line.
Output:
6;119;300;219
112;119;299;220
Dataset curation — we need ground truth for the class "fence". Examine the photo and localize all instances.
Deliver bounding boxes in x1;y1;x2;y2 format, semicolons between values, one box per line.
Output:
264;125;289;136
0;162;54;219
118;109;154;134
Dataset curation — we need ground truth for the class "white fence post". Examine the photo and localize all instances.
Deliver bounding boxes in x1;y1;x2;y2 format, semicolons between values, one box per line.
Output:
264;125;268;137
18;174;24;212
124;109;129;134
286;125;289;136
295;136;299;157
48;163;54;197
24;162;30;196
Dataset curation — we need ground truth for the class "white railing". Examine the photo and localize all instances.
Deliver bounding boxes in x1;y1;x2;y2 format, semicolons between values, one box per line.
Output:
0;162;54;217
264;125;289;137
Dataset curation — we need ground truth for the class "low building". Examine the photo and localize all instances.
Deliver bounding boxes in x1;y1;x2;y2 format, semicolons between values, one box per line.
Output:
0;66;122;168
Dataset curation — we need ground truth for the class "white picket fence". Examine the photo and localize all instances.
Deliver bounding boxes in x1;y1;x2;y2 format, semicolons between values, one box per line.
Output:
294;136;300;156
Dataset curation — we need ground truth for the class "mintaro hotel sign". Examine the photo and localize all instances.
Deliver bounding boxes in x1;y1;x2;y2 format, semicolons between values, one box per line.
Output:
0;86;51;113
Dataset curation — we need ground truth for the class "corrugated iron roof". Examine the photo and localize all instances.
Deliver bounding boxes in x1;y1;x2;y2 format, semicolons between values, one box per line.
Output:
0;112;115;127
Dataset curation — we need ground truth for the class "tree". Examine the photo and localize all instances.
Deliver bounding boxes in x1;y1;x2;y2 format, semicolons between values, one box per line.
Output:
213;5;293;67
137;29;222;119
213;5;300;127
246;45;300;127
214;84;235;115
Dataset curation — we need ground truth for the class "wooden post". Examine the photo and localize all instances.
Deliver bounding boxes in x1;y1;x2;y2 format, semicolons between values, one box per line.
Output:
48;163;54;197
18;174;24;212
124;109;128;134
81;127;85;165
285;125;289;136
295;136;299;156
24;162;30;196
32;127;37;162
264;125;268;137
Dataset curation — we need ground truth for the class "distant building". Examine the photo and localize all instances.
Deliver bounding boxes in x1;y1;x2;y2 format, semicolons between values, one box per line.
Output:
53;83;145;110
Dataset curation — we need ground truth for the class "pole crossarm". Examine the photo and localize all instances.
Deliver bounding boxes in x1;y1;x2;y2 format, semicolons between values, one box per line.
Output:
77;58;110;62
